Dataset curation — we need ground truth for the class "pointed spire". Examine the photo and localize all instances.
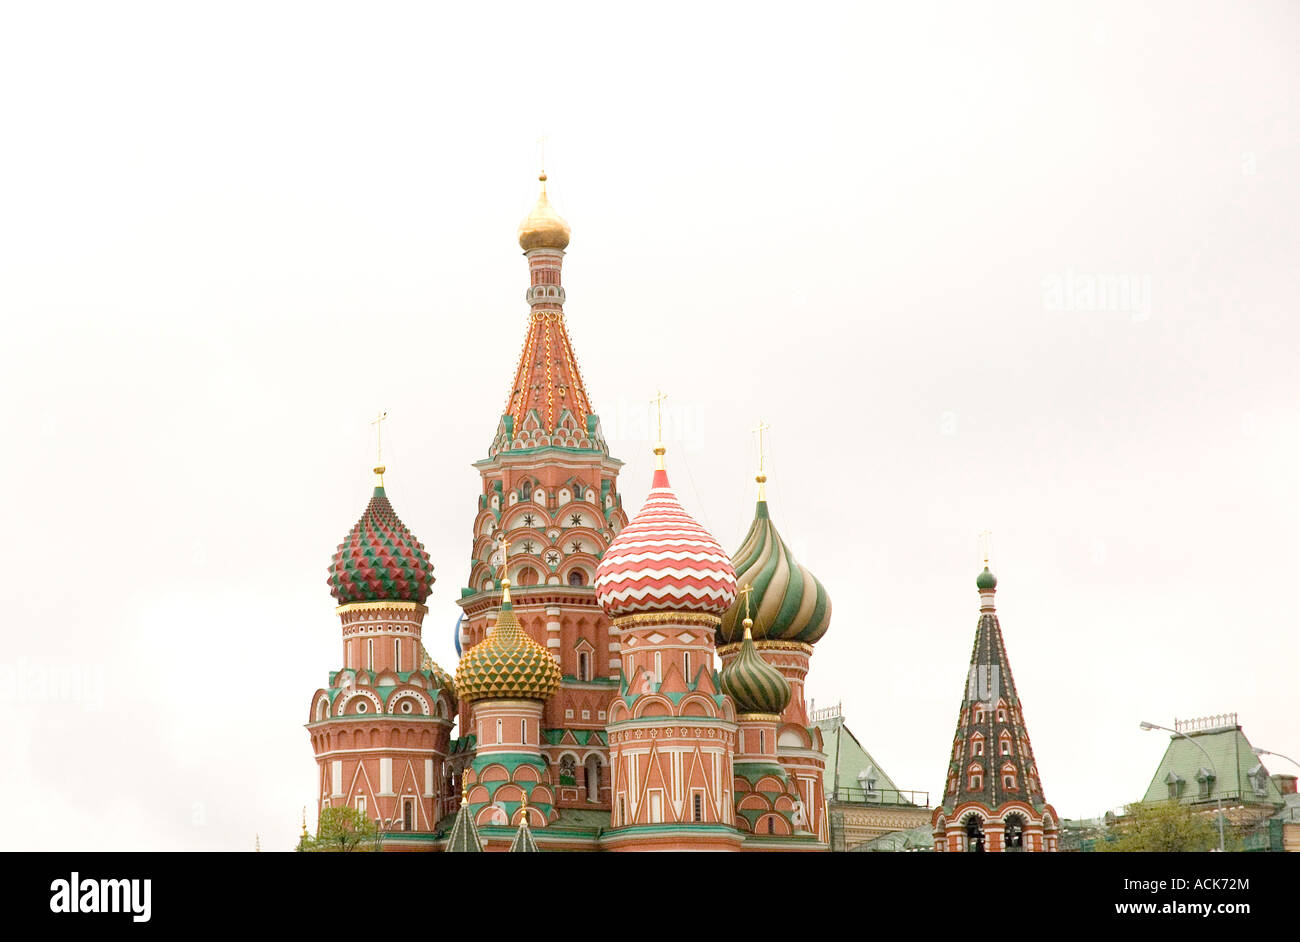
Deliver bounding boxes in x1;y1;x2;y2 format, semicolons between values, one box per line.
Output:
446;777;483;852
509;793;541;852
940;558;1049;814
493;172;604;457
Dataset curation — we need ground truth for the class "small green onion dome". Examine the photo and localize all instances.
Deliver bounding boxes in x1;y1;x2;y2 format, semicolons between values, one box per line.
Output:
719;620;791;716
455;585;562;703
976;567;997;590
718;500;831;645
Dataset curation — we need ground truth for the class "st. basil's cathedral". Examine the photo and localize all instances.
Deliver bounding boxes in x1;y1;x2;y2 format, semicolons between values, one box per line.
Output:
304;174;1060;852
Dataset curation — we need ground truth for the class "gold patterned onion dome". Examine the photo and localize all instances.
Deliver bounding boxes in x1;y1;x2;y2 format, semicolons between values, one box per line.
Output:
719;621;791;715
517;174;571;251
718;499;830;645
454;591;562;702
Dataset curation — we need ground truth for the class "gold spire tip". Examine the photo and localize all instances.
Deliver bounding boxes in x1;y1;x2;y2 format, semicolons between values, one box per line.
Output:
742;617;754;640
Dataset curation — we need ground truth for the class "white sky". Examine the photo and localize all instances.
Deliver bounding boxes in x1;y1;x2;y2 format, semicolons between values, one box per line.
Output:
1;1;1296;850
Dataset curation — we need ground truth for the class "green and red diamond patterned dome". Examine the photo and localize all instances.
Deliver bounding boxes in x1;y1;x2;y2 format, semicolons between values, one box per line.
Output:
327;484;435;604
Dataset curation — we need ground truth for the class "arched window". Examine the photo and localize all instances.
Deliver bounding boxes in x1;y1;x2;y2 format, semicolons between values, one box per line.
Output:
578;651;590;682
965;816;985;853
518;566;539;586
1004;813;1025;850
568;569;586;587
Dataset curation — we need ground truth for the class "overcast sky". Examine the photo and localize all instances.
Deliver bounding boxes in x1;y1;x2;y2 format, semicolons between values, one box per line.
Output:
1;1;1296;850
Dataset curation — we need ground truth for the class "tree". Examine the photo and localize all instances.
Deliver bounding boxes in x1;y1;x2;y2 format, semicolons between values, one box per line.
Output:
1095;801;1224;852
297;806;381;852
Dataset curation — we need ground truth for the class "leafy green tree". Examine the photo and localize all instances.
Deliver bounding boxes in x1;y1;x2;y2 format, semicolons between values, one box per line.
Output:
297;806;381;852
1096;801;1225;852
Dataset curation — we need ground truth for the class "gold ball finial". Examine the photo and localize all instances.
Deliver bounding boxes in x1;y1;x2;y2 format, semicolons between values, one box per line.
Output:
742;616;754;640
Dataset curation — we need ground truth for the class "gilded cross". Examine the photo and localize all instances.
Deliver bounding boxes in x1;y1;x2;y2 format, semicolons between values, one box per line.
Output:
754;420;770;475
370;411;388;467
739;583;753;620
497;533;511;582
650;390;668;444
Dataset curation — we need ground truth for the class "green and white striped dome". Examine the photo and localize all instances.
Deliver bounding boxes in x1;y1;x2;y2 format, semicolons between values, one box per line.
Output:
719;620;791;716
718;499;831;645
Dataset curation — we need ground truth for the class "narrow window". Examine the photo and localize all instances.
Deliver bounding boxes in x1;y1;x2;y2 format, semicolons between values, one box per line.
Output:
394;638;401;672
356;796;366;816
767;817;775;834
579;652;589;682
367;639;374;672
654;652;662;683
758;730;765;753
683;651;691;680
496;718;503;744
619;797;627;826
693;793;702;822
402;798;414;832
521;718;528;743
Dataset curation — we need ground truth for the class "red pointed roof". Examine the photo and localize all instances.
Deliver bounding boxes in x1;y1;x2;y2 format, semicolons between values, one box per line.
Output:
496;309;598;452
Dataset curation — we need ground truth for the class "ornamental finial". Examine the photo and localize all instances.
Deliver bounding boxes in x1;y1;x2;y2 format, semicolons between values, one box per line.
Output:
370;410;388;487
651;390;668;469
753;420;770;501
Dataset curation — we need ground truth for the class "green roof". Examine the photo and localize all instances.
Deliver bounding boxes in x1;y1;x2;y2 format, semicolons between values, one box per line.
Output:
1140;723;1286;808
813;717;905;800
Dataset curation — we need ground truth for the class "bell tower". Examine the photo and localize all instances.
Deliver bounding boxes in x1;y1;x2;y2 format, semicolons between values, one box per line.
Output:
931;560;1059;852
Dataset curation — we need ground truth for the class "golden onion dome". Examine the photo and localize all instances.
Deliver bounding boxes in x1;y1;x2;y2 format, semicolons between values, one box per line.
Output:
517;174;571;252
454;583;562;702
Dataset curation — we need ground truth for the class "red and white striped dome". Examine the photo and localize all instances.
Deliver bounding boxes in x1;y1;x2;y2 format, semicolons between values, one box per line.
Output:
595;466;738;618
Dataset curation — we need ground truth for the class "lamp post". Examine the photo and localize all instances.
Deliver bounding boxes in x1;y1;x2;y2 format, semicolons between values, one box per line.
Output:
1140;721;1225;852
1253;747;1300;771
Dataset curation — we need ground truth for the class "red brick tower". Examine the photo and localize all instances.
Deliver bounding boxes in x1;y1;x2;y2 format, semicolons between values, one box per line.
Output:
306;467;457;850
595;442;742;851
931;563;1059;851
454;174;628;812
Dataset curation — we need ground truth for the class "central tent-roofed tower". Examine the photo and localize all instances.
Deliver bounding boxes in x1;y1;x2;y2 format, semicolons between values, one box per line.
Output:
454;174;629;812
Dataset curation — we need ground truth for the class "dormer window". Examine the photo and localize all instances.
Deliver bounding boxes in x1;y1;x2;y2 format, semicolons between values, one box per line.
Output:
1000;738;1011;756
1165;771;1185;800
1195;767;1216;799
1249;764;1270;797
997;709;1006;723
972;740;984;756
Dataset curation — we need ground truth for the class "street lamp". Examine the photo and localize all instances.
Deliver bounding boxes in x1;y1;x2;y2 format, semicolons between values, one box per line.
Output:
1139;721;1225;852
1253;747;1300;771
